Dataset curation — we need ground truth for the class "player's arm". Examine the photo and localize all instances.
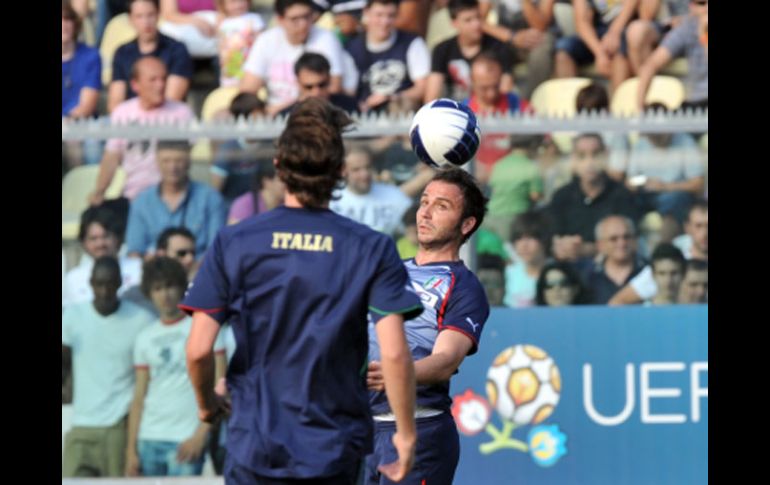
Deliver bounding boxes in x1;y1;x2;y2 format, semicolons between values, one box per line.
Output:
375;313;417;483
186;312;230;423
414;329;474;384
125;367;149;476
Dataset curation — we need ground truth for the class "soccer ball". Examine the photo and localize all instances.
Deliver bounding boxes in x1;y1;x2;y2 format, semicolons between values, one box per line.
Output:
409;98;481;168
486;345;561;426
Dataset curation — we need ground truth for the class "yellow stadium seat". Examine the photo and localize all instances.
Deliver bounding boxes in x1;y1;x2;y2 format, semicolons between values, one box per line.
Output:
62;165;126;240
201;86;241;121
99;14;137;86
426;8;456;50
530;78;593;117
610;76;685;116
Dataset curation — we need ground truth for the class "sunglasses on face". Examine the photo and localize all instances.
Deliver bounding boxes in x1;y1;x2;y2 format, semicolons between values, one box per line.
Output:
175;249;195;258
544;279;571;290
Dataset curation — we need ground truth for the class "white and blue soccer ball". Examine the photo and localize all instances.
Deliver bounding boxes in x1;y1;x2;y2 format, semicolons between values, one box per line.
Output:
409;98;481;169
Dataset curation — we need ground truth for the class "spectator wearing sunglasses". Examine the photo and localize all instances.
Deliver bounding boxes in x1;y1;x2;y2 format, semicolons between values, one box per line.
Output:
580;215;646;304
280;52;359;116
535;261;591;307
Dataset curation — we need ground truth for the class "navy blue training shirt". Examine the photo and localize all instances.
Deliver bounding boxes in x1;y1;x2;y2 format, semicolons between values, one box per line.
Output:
181;205;422;479
368;259;490;416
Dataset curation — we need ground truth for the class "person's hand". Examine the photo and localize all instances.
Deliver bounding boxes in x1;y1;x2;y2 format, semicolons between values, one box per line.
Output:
366;360;385;391
600;30;621;55
378;431;416;482
193;17;216;37
88;190;105;207
594;51;612;77
512;29;544;50
644;177;667;192
365;93;391;110
177;434;207;463
125;450;141;476
198;392;231;423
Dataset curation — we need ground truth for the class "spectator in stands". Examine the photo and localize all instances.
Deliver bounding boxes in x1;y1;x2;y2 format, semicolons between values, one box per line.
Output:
575;83;630;183
121;227;200;313
227;160;287;225
678;258;707;304
125;257;226;477
622;0;685;76
548;133;642;261
648;242;685;305
484;134;544;242
535;260;590;306
125;140;226;258
673;198;707;259
157;0;219;58
330;146;415;237
479;0;557;99
240;0;346;115
554;0;638;93
310;0;365;42
504;210;551;308
478;253;507;306
109;0;193;113
581;215;646;304
345;0;431;114
63;1;104;168
395;203;419;259
625;103;705;234
211;93;272;206
91;57;196;207
215;0;265;86
425;0;515;103
394;0;432;37
62;257;154;477
463;52;531;183
637;0;707;111
279;53;360;116
63;207;143;308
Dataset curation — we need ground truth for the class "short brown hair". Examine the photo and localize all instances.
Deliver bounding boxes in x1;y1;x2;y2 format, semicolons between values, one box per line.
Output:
275;98;353;208
62;0;82;40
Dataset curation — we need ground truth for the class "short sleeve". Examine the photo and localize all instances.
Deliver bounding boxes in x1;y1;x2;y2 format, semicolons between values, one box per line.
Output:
167;41;194;79
83;48;102;90
180;232;233;324
62;306;76;346
630;265;657;300
368;237;423;324
133;331;149;368
439;272;490;355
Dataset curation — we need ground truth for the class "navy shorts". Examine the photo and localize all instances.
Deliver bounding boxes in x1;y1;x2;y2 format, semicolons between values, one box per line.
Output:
556;20;667;64
224;453;361;485
364;412;460;485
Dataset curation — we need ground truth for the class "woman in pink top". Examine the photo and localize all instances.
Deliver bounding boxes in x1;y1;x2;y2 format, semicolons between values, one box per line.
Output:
159;0;218;57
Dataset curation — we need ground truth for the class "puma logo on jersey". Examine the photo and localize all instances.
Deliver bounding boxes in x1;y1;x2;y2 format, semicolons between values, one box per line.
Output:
466;317;480;332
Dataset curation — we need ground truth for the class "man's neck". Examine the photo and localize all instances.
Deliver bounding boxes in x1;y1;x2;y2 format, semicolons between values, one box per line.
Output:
161;180;189;196
260;189;280;209
367;31;393;47
524;258;545;277
62;41;76;60
284;192;328;209
457;33;481;50
93;300;120;317
415;244;461;265
138;98;163;111
580;176;606;199
691;245;707;260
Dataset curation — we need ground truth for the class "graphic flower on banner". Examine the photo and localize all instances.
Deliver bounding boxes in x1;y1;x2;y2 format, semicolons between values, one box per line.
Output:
451;344;568;466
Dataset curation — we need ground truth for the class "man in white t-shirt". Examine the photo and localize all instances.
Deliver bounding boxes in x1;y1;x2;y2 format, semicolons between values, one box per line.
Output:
62;257;155;477
63;207;143;309
330;147;414;237
239;0;346;115
125;257;226;477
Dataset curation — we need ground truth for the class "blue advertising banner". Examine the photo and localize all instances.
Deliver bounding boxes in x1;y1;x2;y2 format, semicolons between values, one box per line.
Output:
449;305;708;485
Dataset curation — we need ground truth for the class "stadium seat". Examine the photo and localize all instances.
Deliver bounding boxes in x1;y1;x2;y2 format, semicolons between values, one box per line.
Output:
610;76;685;116
99;14;137;86
62;165;126;241
530;77;593;117
191;86;241;163
426;7;456;50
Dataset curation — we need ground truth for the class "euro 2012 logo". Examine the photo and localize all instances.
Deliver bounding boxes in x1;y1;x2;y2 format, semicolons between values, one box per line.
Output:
451;344;568;467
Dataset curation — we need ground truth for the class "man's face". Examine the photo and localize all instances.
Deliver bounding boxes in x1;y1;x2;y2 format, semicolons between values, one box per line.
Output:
686;208;708;256
90;266;121;306
129;0;159;39
157;148;191;185
344;151;374;195
163;235;196;274
297;69;331;101
417;181;471;248
597;218;636;264
652;259;684;301
690;0;708;17
679;269;708;303
453;9;482;42
149;282;184;316
83;223;119;259
62;16;74;44
132;59;167;108
365;3;398;42
572;137;607;184
471;63;502;107
279;4;314;44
